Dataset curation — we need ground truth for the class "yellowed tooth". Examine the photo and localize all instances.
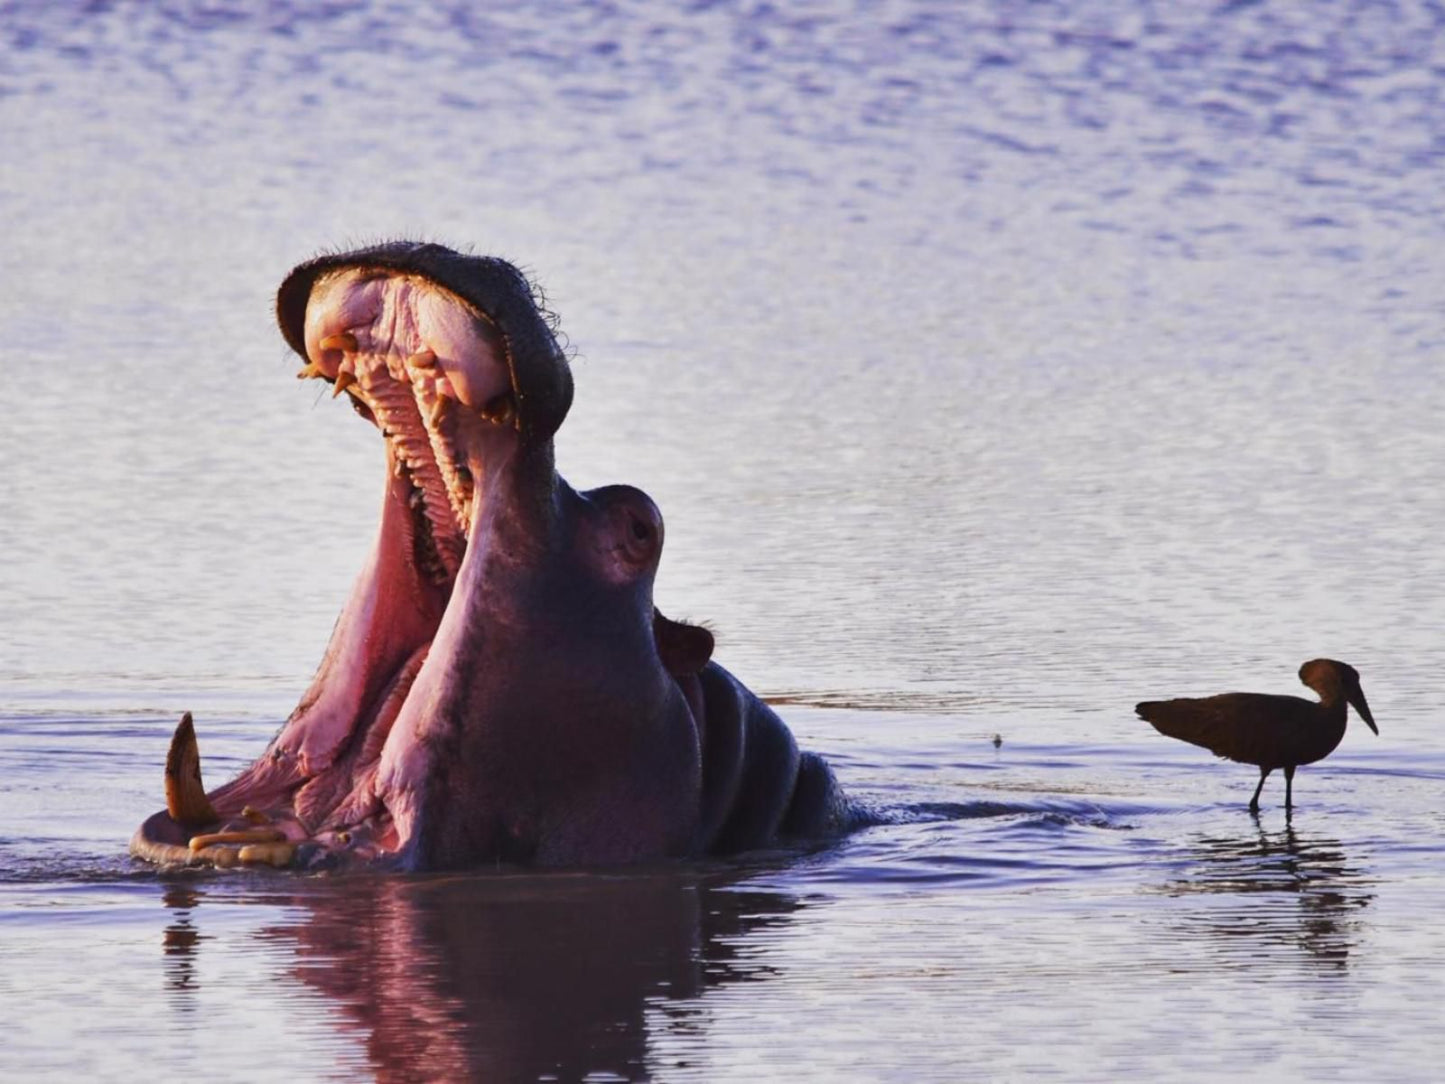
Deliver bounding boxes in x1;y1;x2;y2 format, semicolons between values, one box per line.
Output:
238;841;296;868
332;369;359;398
296;363;323;380
164;712;218;827
408;349;437;369
319;332;358;353
241;805;271;825
188;827;286;852
193;844;240;868
429;395;453;427
480;392;516;426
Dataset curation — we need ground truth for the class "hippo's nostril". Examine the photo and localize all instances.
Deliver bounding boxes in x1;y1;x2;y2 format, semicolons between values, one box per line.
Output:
631;518;651;542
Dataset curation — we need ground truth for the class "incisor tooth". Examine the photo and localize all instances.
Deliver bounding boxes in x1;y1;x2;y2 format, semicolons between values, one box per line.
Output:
164;712;218;827
408;349;436;369
333;370;359;397
296;364;323;380
188;827;285;851
319;332;358;353
429;396;453;427
238;841;296;868
192;844;240;868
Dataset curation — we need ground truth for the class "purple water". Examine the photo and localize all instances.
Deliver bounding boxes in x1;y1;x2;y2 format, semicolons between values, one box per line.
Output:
2;2;1442;1079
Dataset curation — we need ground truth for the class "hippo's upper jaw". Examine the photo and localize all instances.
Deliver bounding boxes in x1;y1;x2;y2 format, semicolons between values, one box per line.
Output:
131;243;851;873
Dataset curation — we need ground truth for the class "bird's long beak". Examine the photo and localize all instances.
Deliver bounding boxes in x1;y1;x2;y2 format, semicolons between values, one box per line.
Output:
1349;685;1378;734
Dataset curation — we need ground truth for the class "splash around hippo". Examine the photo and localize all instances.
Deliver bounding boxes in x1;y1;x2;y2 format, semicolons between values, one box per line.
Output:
131;242;857;871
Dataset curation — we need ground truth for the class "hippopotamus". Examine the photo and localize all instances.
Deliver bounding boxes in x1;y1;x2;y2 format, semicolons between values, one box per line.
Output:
131;242;855;871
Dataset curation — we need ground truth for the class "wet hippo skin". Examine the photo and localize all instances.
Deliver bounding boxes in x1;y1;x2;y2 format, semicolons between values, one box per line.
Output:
131;242;857;871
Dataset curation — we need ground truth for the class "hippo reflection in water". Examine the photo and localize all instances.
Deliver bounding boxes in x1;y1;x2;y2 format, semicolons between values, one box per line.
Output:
132;242;858;871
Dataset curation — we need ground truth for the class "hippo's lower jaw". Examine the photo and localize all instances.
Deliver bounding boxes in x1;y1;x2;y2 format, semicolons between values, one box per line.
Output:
131;244;852;873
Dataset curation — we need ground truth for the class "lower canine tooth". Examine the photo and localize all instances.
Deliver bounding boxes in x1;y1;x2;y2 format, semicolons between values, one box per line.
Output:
333;370;359;397
164;712;218;827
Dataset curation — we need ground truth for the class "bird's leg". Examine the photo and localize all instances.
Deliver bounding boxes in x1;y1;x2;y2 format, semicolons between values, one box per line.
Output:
1283;765;1296;810
1249;767;1271;813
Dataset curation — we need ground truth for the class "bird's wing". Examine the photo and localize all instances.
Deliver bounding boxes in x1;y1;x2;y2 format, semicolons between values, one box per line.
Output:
1135;693;1307;766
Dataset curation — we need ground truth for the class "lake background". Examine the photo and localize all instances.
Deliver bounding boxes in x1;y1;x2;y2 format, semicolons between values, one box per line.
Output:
2;1;1443;1079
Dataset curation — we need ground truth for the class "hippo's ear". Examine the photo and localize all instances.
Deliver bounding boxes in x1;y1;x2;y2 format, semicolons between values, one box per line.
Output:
653;610;714;676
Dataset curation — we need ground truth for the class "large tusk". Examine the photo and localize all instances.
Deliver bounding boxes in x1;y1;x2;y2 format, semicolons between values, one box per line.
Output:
164;712;218;827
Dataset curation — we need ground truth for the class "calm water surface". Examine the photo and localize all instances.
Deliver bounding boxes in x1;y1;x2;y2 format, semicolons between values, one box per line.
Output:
2;2;1443;1080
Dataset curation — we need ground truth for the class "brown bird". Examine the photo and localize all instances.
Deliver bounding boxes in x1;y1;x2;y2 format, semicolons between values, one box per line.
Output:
1136;659;1378;812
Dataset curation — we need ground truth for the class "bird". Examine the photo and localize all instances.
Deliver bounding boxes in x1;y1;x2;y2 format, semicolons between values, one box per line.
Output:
1136;659;1377;813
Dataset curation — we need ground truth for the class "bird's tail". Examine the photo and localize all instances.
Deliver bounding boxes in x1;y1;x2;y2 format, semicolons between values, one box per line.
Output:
1134;699;1220;750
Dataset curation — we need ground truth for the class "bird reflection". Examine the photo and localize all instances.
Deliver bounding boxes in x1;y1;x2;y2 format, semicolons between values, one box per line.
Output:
1164;822;1372;971
156;867;806;1081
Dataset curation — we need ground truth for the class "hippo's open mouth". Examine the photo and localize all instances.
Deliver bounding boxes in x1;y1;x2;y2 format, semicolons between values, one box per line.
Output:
298;266;530;583
132;242;850;873
131;245;604;869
